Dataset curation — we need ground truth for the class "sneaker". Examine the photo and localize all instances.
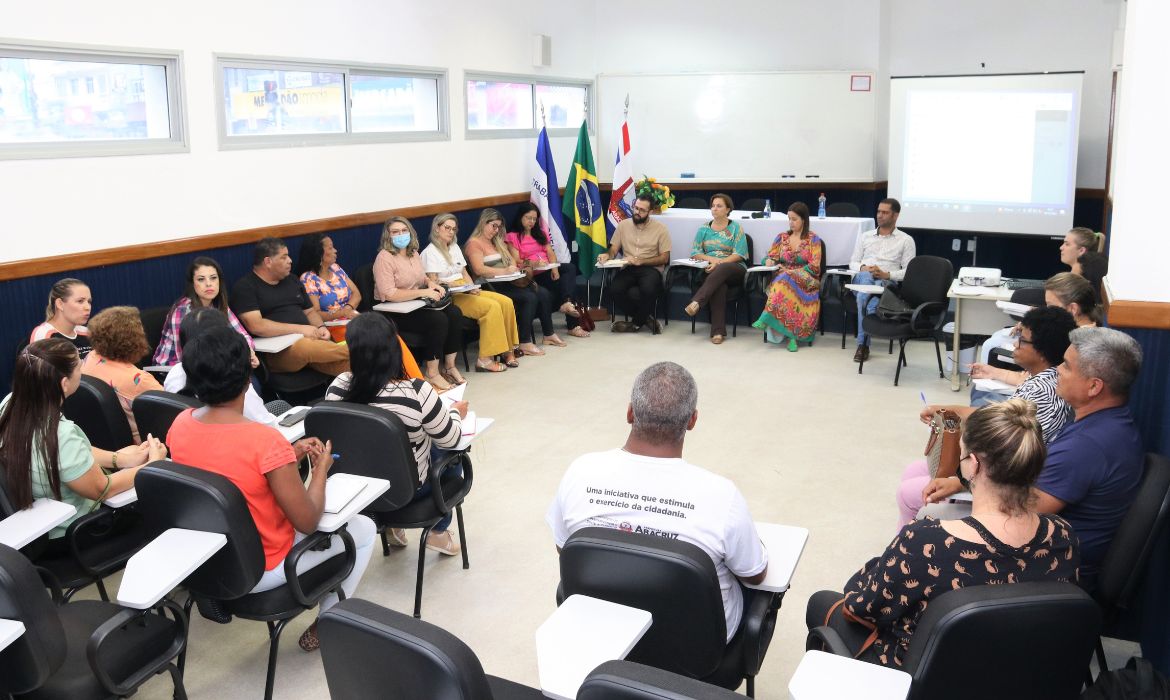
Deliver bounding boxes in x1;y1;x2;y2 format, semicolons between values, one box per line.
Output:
298;621;319;652
853;345;870;363
646;318;662;335
425;530;461;556
386;528;408;547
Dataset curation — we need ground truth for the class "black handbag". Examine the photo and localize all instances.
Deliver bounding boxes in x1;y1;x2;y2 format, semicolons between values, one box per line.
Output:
421;289;453;310
875;287;912;321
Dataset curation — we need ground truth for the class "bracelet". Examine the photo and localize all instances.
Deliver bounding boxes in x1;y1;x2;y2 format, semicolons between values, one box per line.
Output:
111;451;118;469
342;303;353;309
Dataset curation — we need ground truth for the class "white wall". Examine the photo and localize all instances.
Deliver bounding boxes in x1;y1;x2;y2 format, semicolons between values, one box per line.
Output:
886;0;1120;187
0;0;597;263
1106;0;1169;304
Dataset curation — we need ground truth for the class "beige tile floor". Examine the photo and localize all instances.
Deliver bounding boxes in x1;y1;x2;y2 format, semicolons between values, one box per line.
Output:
99;318;1131;698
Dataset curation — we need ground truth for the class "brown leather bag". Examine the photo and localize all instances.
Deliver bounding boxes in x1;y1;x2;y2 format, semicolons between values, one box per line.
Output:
571;300;596;332
925;408;962;479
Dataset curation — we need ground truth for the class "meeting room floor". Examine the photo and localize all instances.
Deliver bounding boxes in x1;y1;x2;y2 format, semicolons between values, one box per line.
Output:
102;316;1136;698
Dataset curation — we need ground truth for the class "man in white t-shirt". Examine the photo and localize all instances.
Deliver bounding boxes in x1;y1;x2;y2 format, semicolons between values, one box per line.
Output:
546;362;768;641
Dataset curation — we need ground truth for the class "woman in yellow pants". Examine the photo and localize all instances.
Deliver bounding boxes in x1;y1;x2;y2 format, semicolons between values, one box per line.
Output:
420;213;520;372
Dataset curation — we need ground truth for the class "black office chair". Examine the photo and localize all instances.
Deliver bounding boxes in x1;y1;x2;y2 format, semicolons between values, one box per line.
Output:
132;390;201;444
253;353;332;404
305;402;473;618
61;375;133;452
134;461;357;700
318;598;543;700
558;527;783;697
740;198;767;213
0;478;147;603
677;196;709;210
807;582;1100;700
857;256;953;386
825;202;861;218
139;306;170;361
0;543;188;700
1091;453;1170;673
579;660;745;700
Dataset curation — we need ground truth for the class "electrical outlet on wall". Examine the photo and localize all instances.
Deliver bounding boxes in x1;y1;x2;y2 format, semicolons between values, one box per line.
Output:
966;239;976;252
951;239;961;251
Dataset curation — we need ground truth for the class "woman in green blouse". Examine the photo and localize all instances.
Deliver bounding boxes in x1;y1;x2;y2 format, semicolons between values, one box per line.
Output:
683;193;750;344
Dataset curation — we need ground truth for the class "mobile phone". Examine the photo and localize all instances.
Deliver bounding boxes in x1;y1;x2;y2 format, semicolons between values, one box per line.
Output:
278;407;310;427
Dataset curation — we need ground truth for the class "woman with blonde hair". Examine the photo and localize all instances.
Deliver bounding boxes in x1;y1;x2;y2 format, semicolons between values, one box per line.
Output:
1059;227;1105;269
807;399;1079;667
464;208;558;357
372;216;466;391
420;213;520;372
30;278;93;358
1044;272;1100;327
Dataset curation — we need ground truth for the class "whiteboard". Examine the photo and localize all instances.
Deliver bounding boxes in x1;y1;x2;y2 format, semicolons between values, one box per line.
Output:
597;71;875;183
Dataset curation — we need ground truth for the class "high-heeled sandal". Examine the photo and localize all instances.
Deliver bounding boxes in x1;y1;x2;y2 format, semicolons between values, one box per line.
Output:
475;359;507;373
442;367;467;385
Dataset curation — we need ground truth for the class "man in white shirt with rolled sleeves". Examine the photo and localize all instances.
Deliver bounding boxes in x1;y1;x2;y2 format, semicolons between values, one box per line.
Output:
849;198;916;362
546;361;768;642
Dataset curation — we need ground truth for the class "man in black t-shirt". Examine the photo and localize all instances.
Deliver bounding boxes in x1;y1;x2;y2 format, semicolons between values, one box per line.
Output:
231;237;349;377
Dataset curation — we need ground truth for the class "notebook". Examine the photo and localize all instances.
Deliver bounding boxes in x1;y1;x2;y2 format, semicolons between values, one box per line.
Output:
323;476;368;515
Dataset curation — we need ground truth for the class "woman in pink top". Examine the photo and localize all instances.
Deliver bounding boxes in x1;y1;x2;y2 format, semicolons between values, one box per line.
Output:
505;203;587;338
80;306;164;443
372;216;466;392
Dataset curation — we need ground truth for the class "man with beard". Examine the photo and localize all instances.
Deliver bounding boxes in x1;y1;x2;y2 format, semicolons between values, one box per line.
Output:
598;195;671;334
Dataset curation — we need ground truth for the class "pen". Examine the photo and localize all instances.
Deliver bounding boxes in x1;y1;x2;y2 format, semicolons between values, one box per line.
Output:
920;391;928;406
331;453;341;460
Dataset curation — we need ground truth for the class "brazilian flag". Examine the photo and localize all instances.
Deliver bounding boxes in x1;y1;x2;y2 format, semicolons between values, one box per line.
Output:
562;120;607;278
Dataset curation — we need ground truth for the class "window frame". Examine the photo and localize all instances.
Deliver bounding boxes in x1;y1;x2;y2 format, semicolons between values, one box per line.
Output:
215;54;449;150
0;39;188;161
463;71;593;140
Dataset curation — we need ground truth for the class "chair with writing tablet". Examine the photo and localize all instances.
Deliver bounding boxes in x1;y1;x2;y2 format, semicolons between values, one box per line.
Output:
557;527;783;698
61;375;133;452
0;543;189;700
807;582;1099;700
579;660;745;699
318;597;543;699
305;401;473;619
134;461;357;700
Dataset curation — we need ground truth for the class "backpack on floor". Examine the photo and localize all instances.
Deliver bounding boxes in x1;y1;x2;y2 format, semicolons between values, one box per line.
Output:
1083;657;1170;699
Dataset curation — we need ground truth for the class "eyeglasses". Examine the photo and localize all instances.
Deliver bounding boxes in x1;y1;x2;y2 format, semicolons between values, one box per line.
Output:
1014;337;1034;347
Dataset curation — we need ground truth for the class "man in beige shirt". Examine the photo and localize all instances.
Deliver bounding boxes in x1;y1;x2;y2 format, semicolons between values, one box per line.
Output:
598;195;671;333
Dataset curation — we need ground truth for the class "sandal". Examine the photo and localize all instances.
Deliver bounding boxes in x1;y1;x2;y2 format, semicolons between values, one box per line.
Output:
544;335;568;347
519;343;545;356
559;301;581;318
711;335;725;345
299;621;320;652
425;373;452;392
503;354;520;368
442;367;467;385
475;359;507;373
569;326;591;338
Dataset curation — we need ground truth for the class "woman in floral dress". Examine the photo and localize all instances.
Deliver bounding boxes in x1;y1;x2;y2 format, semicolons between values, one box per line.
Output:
752;202;822;351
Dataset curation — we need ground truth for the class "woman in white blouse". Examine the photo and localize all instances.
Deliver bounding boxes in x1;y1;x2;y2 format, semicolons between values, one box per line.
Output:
420;214;520;372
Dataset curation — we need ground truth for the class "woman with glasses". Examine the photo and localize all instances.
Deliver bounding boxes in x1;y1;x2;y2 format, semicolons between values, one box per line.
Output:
807;399;1079;668
896;306;1077;526
464;208;557;357
420;213;520;372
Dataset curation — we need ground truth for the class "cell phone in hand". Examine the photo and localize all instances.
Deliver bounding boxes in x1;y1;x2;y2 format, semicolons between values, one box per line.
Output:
278;407;309;427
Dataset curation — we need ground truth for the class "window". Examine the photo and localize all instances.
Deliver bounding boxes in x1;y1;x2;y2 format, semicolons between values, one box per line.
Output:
216;56;447;149
465;73;592;138
0;42;185;160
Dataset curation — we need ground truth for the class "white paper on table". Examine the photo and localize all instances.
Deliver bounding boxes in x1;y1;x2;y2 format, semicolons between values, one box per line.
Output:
440;383;466;405
671;258;709;269
252;334;301;354
746;264;780;273
973;378;1016;394
324;477;368;515
952;284;994;296
534;263;558;271
323;319;349;327
489;272;526;282
598;259;628;269
461;411;478;436
373;300;426;313
448;283;481;293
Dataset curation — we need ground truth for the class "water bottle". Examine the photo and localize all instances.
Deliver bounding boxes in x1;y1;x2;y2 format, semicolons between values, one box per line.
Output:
817;193;827;218
763;199;772;218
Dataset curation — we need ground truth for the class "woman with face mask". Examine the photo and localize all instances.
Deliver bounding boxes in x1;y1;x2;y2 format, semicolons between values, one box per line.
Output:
805;399;1079;668
373;216;466;392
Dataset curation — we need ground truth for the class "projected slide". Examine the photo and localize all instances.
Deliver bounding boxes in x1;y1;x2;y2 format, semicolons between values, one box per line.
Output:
888;73;1082;236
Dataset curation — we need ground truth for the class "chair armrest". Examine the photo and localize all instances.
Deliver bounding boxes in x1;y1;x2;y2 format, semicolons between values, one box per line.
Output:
283;527;356;607
806;625;853;656
86;600;187;696
63;506;140;578
910;301;948;330
739;587;782;676
34;565;64;604
427;451;473;514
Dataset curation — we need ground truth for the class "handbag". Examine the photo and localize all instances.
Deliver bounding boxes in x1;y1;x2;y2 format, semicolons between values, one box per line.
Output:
421;288;453;310
925;408;962;479
875;287;912;321
571;300;596;332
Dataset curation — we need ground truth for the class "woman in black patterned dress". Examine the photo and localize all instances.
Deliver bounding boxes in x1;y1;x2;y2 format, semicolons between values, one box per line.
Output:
806;399;1080;668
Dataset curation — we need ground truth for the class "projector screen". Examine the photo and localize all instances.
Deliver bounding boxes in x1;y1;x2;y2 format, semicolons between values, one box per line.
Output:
888;73;1083;236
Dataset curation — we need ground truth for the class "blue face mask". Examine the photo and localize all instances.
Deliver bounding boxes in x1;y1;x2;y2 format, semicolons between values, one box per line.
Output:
391;233;411;249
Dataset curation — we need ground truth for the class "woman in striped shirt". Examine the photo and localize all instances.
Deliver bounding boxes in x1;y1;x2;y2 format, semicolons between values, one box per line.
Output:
324;312;469;556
